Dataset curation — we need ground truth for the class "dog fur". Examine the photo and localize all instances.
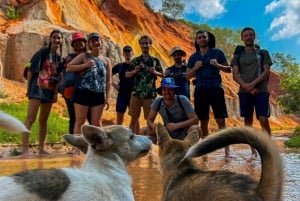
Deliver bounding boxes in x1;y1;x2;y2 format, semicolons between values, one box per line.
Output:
0;124;152;201
156;124;283;201
0;111;29;134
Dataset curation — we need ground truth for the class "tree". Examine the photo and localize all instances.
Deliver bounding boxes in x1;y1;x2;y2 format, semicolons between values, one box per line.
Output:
273;53;300;114
161;0;185;21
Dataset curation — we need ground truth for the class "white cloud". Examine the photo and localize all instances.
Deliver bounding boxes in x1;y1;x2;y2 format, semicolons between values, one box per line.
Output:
184;0;227;19
149;0;227;19
265;0;300;41
264;1;282;13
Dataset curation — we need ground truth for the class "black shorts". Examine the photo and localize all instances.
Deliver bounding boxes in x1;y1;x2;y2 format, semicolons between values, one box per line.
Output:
194;86;228;120
73;88;105;107
238;92;270;119
116;95;131;113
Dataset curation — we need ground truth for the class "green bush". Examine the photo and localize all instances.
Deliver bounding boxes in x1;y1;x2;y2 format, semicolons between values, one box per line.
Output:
5;6;20;20
284;126;300;148
0;102;68;145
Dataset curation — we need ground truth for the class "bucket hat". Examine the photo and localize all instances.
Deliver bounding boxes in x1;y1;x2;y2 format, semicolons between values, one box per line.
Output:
169;46;186;57
157;77;179;95
71;32;87;47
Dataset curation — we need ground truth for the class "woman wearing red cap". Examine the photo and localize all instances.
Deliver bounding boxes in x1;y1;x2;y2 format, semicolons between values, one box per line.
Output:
59;31;88;154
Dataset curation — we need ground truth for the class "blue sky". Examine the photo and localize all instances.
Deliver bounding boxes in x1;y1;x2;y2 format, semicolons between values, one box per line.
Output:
149;0;300;63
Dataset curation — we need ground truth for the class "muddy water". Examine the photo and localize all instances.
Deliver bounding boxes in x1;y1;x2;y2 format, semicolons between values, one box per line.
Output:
0;137;299;201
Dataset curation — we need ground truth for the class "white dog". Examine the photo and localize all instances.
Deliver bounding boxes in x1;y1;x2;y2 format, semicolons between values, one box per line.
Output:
0;124;152;201
0;111;29;134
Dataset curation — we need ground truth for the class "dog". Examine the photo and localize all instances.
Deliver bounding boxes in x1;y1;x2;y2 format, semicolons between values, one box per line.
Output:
156;123;283;201
0;124;152;201
0;111;29;134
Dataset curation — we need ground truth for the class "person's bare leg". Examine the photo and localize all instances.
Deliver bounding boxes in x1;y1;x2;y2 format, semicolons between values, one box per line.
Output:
216;118;230;157
23;98;40;156
116;112;124;125
200;119;209;138
38;102;52;155
244;116;257;157
135;120;140;134
258;116;271;135
73;103;89;134
129;117;139;133
95;104;105;127
72;103;89;156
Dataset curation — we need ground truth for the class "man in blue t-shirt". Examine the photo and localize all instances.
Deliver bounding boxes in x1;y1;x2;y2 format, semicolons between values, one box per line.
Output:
186;30;232;157
140;77;202;143
112;45;139;131
165;46;190;99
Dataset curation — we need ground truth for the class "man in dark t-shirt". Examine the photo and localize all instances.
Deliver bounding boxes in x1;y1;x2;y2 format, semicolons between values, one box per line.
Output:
112;45;139;130
165;46;190;99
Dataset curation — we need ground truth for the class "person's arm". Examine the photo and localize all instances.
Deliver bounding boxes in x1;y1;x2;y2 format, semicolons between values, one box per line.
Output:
66;53;93;72
146;109;158;132
210;59;232;73
125;66;140;78
250;64;271;87
149;58;164;77
168;112;199;131
232;65;256;93
104;57;112;110
186;61;203;79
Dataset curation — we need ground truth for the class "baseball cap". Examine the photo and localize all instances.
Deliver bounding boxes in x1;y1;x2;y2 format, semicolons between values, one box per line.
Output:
87;32;101;41
123;45;133;52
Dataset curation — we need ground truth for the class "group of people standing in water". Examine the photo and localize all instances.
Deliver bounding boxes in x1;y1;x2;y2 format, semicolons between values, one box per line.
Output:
22;27;272;159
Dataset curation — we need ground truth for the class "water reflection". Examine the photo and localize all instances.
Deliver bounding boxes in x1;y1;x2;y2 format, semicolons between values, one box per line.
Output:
0;138;299;201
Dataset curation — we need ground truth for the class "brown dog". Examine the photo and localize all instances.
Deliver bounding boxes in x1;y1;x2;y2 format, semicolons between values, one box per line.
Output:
156;124;283;201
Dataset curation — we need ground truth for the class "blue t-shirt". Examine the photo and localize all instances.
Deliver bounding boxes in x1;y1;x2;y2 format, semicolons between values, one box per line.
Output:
112;62;134;97
187;48;227;87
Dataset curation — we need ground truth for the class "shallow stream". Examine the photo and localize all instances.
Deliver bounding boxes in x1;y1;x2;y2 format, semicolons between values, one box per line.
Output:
0;136;299;201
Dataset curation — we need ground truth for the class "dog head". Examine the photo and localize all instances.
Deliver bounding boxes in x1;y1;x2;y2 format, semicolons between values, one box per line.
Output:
156;123;199;174
64;124;152;165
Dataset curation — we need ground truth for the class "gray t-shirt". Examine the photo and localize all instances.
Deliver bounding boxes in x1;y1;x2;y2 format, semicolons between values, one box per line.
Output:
231;49;272;92
151;95;194;125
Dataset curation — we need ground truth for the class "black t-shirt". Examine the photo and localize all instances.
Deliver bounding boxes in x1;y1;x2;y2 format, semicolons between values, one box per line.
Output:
112;62;134;97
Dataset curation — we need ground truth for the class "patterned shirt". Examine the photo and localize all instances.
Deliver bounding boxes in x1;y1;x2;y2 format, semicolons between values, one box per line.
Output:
128;55;163;98
79;55;106;93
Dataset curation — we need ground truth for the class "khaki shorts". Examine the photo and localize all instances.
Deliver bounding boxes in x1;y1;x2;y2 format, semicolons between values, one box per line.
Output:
129;95;154;120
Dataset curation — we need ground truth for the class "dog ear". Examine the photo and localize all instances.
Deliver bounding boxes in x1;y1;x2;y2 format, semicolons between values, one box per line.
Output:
156;123;171;147
184;130;199;145
63;134;88;153
0;111;30;134
81;125;113;150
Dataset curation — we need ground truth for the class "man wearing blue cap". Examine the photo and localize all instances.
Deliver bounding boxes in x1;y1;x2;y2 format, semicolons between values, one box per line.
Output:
140;77;202;142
